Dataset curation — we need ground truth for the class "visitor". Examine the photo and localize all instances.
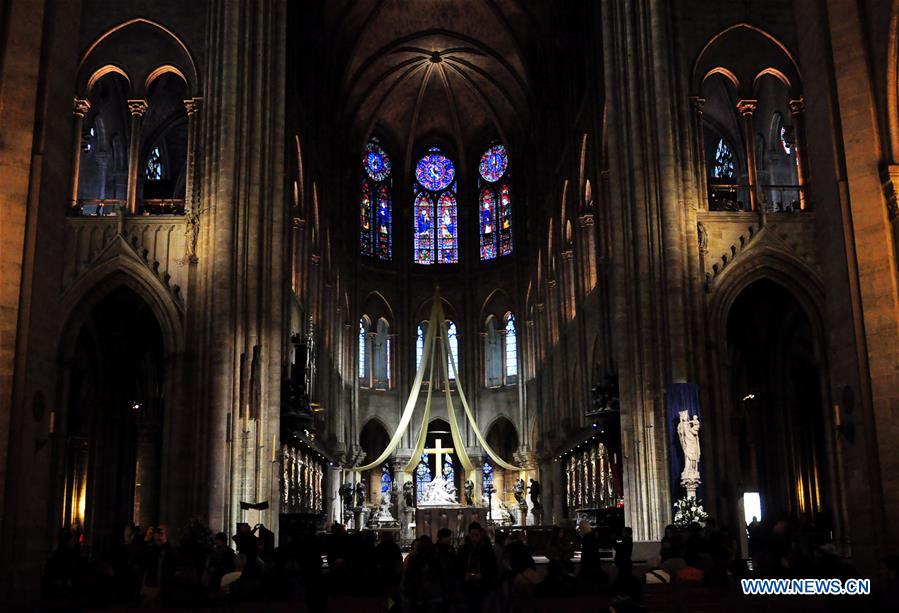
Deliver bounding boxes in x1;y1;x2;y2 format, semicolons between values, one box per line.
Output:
458;522;497;613
576;520;606;592
545;525;574;595
659;524;683;562
139;524;176;607
613;526;633;586
403;535;441;612
42;529;81;604
504;530;540;612
203;532;236;593
434;527;458;612
220;553;246;594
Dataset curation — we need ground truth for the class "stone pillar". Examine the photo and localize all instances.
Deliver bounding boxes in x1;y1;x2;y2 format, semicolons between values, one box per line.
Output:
69;98;90;211
183;98;202;214
788;98;808;211
551;459;564;523
94;152;110;200
125;99;147;215
736;99;760;213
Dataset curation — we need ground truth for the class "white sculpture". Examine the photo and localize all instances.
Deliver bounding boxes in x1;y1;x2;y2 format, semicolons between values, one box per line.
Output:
373;488;395;522
419;467;458;506
677;410;701;497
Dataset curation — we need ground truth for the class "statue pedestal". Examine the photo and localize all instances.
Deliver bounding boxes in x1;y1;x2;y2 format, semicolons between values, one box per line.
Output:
415;506;486;541
516;504;528;526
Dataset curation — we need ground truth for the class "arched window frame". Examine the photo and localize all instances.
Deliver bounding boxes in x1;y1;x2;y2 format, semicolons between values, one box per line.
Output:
359;138;393;260
413;146;458;265
503;312;518;384
359;317;371;388
484;312;518;387
478;143;513;260
372;317;392;390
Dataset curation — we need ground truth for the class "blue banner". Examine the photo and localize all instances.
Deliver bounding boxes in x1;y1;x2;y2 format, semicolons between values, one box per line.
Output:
666;383;704;508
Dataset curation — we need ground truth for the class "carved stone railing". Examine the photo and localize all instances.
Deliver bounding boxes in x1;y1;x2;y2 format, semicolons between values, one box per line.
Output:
63;215;188;305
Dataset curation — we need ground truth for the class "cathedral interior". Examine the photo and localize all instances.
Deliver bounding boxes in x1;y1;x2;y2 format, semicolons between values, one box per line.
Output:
1;0;898;606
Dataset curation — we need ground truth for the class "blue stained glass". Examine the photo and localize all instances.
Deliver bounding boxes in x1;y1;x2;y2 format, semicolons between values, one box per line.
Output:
414;192;434;264
381;465;393;493
480;189;497;260
479;144;508;182
363;141;392;182
360;139;392;261
415;150;455;192
416;454;432;501
443;454;454;484
483;461;494;497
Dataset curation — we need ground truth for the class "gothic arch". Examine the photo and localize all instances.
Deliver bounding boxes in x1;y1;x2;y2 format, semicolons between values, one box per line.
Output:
480;287;514;323
361;290;395;324
77;18;200;98
58;253;184;362
692;23;801;99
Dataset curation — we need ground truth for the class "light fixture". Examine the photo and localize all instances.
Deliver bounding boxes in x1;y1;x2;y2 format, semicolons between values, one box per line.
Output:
742;393;755;401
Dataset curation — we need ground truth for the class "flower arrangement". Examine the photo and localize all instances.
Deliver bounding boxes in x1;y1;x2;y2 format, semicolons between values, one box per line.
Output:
673;495;709;527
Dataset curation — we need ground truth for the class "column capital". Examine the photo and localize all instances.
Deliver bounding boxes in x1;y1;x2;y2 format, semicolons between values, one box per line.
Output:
183;98;203;116
73;98;91;117
310;253;321;266
547;279;558;289
577;213;595;228
788;98;805;115
689;96;705;114
736;99;758;116
561;249;575;262
128;99;149;116
293;217;306;229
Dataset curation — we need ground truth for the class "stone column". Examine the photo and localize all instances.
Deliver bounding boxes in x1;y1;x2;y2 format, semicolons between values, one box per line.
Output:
125;99;147;215
736;99;760;213
183;98;202;214
69;98;90;211
788;98;808;211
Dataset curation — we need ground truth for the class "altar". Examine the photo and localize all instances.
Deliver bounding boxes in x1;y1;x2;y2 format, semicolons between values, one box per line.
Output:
415;506;487;541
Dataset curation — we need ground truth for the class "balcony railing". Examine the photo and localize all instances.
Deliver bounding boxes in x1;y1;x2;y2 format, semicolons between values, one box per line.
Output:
708;183;751;212
760;184;804;212
139;199;186;216
708;183;806;213
73;199;125;216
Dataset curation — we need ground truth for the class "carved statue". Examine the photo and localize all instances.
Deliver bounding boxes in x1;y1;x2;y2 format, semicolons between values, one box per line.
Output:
528;479;542;509
402;481;414;508
697;222;708;254
372;486;395;522
339;483;354;511
354;481;366;508
513;478;526;506
464;480;474;506
677;410;701;483
420;470;457;506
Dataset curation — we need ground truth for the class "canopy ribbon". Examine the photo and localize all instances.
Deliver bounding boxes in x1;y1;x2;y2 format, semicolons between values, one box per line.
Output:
403;319;436;474
436;323;474;479
437;302;521;472
356;299;439;471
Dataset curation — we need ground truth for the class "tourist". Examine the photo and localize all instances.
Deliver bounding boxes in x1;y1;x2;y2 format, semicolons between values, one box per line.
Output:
435;527;458;612
613;526;633;585
458;522;497;613
403;535;442;612
203;531;236;592
139;524;176;607
659;524;683;562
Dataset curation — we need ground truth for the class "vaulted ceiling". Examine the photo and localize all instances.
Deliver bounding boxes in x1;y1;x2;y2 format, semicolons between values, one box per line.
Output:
326;0;550;167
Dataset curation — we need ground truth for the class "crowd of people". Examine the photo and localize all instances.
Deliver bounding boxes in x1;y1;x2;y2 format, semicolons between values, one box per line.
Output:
38;514;899;611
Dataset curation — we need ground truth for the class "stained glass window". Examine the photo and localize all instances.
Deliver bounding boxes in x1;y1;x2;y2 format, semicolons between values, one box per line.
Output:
373;318;390;389
381;465;393;493
482;461;494;499
446;321;459;380
478;144;512;259
485;317;502;387
416;323;427;370
145;146;163;180
413;147;457;264
480;190;496;260
416;453;432;501
780;124;793;156
358;320;368;384
712;138;735;180
504;314;518;382
360;139;392;260
443;454;455;484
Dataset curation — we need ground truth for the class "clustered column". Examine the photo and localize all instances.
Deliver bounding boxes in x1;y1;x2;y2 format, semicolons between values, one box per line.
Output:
126;99;148;214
